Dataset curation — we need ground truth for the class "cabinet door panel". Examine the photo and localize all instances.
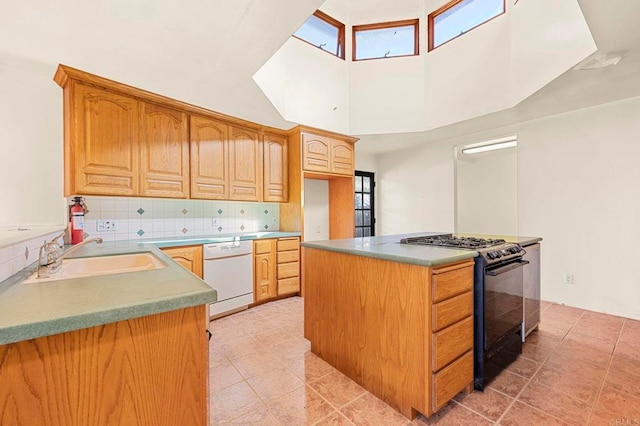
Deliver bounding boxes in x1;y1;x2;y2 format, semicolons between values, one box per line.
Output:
74;83;139;195
140;103;189;198
254;239;276;301
302;133;331;172
190;115;229;199
229;126;261;201
263;133;288;202
161;245;203;278
331;140;354;176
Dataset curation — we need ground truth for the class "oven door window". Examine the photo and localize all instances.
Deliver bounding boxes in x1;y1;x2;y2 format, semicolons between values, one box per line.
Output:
484;260;527;350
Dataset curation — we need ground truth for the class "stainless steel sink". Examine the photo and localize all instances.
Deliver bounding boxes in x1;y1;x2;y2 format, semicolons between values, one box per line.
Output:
22;253;166;283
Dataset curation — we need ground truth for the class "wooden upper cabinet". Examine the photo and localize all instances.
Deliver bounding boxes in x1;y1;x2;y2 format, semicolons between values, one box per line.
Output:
140;102;189;198
301;131;355;176
228;125;262;201
263;133;289;202
190;115;229;200
56;66;290;202
302;133;331;173
331;139;354;175
72;83;140;196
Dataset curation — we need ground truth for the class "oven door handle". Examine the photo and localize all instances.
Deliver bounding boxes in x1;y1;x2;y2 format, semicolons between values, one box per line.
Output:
486;260;530;276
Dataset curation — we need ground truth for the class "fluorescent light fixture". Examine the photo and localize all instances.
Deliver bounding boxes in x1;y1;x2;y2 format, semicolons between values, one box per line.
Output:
461;136;517;155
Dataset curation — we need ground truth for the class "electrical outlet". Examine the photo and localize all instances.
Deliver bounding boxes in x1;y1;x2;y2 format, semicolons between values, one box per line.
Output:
97;220;118;231
564;273;574;285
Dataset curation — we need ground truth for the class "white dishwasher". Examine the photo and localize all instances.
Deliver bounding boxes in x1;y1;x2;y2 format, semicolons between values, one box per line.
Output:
203;239;253;319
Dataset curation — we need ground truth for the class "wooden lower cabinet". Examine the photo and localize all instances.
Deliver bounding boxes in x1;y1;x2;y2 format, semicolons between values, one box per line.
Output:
0;306;209;426
253;237;300;303
303;248;474;419
254;239;277;302
161;245;203;278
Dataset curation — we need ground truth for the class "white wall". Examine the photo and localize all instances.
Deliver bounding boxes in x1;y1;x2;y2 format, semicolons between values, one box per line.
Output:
456;147;518;235
303;179;330;241
376;96;640;320
0;56;65;226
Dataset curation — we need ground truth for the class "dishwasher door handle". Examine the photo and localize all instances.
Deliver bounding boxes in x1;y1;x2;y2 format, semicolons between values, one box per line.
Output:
204;252;251;261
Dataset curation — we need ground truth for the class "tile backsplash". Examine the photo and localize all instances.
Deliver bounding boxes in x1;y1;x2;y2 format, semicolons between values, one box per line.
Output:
77;196;280;242
0;231;64;282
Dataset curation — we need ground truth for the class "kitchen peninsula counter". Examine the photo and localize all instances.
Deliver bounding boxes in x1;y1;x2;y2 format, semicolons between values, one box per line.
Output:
0;241;216;345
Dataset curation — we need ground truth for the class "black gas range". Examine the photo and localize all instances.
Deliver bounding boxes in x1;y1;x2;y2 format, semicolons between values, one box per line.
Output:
400;234;528;390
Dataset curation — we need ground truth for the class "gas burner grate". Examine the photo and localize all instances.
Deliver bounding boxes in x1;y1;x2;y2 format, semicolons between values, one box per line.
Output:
400;235;506;250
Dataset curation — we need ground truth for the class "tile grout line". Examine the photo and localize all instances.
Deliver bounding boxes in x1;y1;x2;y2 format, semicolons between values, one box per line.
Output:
494;310;585;425
584;317;626;425
448;399;498;424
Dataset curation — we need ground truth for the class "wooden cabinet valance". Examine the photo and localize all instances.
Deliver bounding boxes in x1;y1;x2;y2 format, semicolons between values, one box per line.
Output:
55;64;287;202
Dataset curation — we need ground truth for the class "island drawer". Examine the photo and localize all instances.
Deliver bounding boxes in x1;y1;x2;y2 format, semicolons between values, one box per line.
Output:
278;277;300;295
432;291;473;332
432;316;473;371
277;262;300;279
277;250;299;264
432;350;473;412
277;238;300;252
431;265;473;303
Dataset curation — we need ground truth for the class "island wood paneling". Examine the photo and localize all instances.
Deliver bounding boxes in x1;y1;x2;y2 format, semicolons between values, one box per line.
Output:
0;306;208;426
303;247;430;419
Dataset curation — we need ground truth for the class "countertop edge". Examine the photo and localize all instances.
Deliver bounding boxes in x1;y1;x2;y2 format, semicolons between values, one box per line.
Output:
301;242;478;267
0;289;214;345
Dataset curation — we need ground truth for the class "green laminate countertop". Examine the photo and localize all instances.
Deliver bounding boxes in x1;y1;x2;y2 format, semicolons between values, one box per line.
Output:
0;231;301;345
301;232;542;267
138;231;301;248
0;241;216;345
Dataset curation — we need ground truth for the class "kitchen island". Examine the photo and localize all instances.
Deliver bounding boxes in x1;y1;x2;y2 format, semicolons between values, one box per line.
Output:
0;241;216;426
302;233;479;419
302;232;542;419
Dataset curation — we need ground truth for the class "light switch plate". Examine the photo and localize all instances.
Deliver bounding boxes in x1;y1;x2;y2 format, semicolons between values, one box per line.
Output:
97;220;118;231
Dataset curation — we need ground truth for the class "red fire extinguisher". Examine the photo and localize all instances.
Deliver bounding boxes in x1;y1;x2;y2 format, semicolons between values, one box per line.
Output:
69;197;88;245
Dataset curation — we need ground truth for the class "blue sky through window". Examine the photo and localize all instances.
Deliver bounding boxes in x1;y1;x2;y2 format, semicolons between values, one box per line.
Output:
355;24;416;60
294;15;340;56
433;0;504;48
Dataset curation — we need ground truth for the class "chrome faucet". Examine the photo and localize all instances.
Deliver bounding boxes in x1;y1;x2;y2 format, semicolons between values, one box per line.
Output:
37;235;103;278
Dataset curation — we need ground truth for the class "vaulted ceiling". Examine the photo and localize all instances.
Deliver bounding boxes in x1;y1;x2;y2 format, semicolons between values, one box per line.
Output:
2;0;640;154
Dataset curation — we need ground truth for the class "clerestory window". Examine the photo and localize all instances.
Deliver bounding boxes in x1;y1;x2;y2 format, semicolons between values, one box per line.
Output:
428;0;505;51
293;10;345;60
353;19;419;61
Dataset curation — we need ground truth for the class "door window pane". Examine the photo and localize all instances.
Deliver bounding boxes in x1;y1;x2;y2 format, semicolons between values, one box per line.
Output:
363;177;370;192
355;227;363;237
363;194;370;209
363;210;371;226
356;211;363;226
355;176;362;192
363;228;371;237
355;193;363;209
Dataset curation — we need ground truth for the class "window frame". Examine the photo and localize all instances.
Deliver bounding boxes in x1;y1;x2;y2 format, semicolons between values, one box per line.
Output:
427;0;506;52
292;10;346;60
352;19;420;62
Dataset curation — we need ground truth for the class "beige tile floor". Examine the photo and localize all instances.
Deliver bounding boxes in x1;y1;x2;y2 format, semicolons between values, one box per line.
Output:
209;297;640;425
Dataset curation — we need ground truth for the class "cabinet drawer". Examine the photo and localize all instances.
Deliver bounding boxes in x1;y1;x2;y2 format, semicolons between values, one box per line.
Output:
278;277;300;295
277;250;299;264
277;262;299;279
277;238;299;252
254;239;274;255
432;316;473;371
432;350;473;412
432;265;473;303
432;291;473;332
